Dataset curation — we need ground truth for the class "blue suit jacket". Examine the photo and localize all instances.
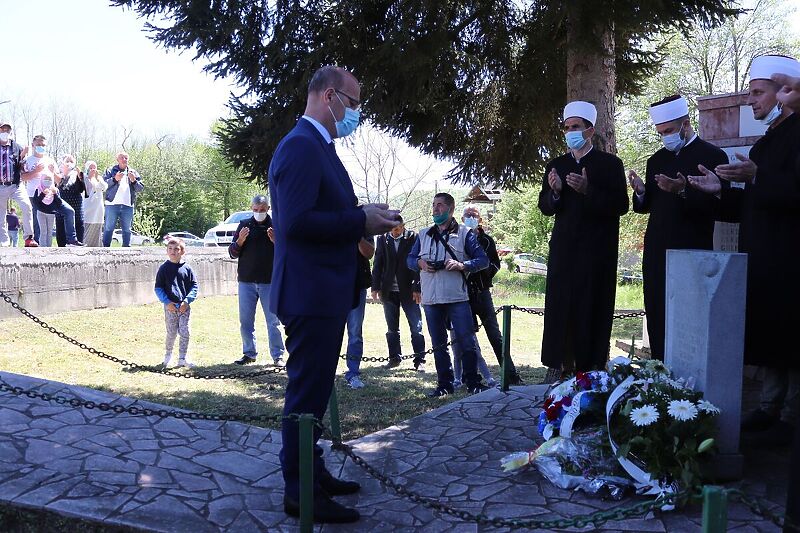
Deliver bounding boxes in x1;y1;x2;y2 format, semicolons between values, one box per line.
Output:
268;118;366;318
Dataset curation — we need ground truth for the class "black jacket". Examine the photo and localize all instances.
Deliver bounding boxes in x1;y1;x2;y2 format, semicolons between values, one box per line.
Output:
467;227;501;292
371;230;420;302
228;215;275;284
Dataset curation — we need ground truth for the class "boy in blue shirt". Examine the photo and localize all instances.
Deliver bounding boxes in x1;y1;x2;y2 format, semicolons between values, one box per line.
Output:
154;238;198;367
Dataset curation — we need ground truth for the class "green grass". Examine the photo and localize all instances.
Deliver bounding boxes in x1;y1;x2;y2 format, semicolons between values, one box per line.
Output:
0;273;642;440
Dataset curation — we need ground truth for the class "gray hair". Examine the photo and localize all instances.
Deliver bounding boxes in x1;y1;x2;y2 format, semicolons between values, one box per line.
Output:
463;204;481;217
251;194;269;207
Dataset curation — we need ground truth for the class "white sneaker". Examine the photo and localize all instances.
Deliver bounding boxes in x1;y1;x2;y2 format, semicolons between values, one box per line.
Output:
163;355;172;367
347;376;365;389
177;358;196;368
487;379;498;388
273;357;285;367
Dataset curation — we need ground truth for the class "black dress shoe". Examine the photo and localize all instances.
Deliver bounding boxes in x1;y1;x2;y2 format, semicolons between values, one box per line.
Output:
233;355;257;365
284;493;360;523
319;472;360;496
507;373;525;386
384;358;401;369
427;386;454;397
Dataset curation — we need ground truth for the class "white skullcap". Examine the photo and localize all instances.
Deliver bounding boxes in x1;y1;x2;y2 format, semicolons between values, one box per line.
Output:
649;96;689;125
563;101;597;126
749;55;800;82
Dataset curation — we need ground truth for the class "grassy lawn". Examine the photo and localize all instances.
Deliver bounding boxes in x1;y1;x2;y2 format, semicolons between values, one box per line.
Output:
0;270;642;441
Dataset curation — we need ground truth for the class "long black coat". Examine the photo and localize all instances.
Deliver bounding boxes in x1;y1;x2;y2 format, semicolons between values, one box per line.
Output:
538;148;629;371
633;138;728;359
719;113;800;368
371;230;421;303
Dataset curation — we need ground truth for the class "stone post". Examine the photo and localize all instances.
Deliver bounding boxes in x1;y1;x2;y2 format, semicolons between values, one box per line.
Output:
665;249;747;480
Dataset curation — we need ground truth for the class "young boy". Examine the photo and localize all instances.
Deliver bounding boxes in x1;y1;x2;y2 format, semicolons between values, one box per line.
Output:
154;238;198;367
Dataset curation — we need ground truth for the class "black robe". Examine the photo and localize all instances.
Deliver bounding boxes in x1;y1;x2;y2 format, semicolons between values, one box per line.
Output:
718;113;800;368
633;137;728;359
538;148;629;371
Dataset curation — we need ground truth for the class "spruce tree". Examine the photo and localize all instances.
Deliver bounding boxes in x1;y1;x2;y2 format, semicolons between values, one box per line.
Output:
112;0;737;188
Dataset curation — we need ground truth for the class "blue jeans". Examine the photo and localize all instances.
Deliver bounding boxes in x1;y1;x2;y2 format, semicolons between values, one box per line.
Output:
238;282;285;360
44;201;77;243
382;292;425;364
103;204;134;247
344;289;367;380
451;329;494;383
423;301;482;389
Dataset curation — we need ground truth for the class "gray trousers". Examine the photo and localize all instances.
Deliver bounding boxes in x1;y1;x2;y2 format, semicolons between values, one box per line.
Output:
84;223;103;247
0;184;33;244
165;306;191;358
760;367;800;423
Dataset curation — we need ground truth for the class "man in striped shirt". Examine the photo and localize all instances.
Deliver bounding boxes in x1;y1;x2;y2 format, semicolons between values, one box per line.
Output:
0;121;37;247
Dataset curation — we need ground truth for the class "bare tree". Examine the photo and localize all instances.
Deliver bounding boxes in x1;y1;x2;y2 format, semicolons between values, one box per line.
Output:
341;125;435;212
681;0;799;96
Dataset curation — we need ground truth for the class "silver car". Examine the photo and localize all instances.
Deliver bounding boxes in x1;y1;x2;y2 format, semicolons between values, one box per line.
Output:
513;253;547;275
204;211;254;247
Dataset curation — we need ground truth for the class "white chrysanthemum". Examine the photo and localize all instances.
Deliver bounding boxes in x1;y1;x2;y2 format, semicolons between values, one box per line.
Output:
697;400;720;415
668;400;698;421
549;378;576;401
630;405;660;426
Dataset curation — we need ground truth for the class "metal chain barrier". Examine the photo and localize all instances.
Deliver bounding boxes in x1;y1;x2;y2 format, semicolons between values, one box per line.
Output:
0;376;296;426
329;432;692;529
0;291;287;381
339;316;492;363
0;372;789;529
727;488;787;529
499;304;646;320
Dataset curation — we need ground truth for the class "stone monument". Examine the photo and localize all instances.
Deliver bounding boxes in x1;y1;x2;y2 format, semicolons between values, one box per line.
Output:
664;249;747;479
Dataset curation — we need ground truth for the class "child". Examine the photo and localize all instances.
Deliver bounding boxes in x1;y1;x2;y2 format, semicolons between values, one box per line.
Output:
154;238;199;367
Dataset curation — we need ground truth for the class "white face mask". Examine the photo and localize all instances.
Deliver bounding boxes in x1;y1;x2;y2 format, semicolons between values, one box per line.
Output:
0;133;9;143
758;103;782;126
253;212;267;222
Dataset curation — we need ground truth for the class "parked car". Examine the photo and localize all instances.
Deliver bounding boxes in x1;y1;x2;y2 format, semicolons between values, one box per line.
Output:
619;269;643;284
204;211;253;247
112;229;153;246
162;232;204;247
513;253;547;275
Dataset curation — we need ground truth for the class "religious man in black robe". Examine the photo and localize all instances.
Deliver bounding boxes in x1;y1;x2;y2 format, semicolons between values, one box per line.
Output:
538;100;629;375
689;54;800;446
629;94;728;360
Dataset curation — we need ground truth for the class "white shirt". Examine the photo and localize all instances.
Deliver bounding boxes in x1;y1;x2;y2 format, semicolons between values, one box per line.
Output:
302;115;333;144
23;154;58;197
106;168;132;207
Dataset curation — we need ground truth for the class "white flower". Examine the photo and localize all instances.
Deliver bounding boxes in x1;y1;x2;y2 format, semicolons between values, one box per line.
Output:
630;404;660;426
668;400;698;421
549;378;576;402
697;400;720;415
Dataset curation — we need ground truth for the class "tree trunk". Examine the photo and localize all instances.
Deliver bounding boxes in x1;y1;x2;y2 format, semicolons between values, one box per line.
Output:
566;7;617;154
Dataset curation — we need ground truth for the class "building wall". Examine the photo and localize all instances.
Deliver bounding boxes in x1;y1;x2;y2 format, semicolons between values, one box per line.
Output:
0;248;238;320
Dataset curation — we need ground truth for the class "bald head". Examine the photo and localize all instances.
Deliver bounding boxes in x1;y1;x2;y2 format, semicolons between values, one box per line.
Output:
304;65;361;140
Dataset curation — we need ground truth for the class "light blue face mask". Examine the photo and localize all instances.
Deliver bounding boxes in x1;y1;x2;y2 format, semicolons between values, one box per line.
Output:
565;130;587;150
661;125;686;153
463;216;479;229
758;103;781;126
34;146;46;155
330;93;361;138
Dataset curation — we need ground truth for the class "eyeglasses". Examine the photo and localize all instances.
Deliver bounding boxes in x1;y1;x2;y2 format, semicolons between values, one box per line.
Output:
335;89;361;110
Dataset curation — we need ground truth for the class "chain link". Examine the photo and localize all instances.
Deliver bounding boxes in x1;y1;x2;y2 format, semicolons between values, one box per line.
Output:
727;488;787;529
0;291;288;381
329;432;691;529
498;305;646;320
0;377;313;426
339;316;492;362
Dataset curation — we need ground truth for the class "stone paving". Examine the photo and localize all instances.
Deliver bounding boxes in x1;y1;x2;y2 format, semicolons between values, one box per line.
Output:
0;370;788;532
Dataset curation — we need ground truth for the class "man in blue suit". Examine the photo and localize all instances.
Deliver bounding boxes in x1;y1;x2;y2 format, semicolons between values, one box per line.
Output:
269;65;400;523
